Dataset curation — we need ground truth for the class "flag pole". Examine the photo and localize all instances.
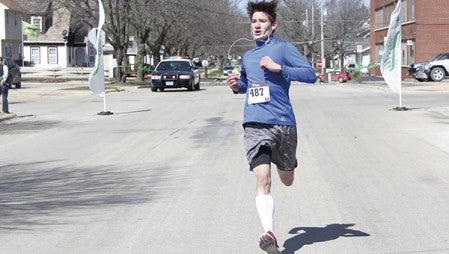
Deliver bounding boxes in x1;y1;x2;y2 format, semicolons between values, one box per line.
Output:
103;93;107;112
380;0;408;111
98;92;112;115
393;80;408;111
88;0;112;115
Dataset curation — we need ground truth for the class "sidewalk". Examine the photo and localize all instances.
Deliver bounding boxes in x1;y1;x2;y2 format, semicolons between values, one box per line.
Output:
357;75;449;92
0;112;17;122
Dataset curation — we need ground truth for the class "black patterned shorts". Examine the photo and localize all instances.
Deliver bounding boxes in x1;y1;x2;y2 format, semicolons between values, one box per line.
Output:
243;123;297;171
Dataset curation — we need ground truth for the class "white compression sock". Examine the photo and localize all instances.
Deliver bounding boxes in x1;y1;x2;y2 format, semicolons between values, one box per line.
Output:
255;193;275;232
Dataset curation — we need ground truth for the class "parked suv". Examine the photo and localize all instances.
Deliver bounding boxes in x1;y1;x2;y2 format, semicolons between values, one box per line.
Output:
150;57;200;92
409;53;449;82
3;57;22;88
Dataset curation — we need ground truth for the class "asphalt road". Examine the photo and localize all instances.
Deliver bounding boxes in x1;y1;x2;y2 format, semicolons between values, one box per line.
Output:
1;81;449;253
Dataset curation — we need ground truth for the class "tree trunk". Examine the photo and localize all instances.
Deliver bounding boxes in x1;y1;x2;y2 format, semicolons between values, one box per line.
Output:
135;40;147;82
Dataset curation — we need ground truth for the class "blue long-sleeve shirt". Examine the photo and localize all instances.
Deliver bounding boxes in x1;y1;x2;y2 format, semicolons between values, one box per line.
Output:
237;36;316;126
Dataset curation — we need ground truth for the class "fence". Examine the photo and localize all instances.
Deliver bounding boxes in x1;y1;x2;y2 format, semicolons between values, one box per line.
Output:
20;67;110;82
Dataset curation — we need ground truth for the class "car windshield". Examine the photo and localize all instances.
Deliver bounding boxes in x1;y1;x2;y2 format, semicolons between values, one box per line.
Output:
428;54;446;62
157;61;191;71
436;54;449;60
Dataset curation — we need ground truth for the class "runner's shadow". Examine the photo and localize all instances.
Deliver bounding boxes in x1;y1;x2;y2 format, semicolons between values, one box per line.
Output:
282;223;370;254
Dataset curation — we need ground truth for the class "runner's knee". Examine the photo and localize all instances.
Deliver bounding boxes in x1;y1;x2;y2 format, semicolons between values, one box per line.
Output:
278;169;294;186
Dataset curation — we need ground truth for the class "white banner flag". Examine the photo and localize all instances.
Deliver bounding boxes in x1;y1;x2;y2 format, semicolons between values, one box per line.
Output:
88;0;105;96
380;0;402;94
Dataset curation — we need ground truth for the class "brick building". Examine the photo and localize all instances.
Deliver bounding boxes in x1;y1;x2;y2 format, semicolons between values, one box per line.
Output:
370;0;449;77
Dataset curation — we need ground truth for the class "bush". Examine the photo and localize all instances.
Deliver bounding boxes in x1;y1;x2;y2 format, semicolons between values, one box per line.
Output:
349;69;363;83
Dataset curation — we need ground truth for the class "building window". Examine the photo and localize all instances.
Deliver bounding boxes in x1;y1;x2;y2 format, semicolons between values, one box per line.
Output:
402;0;407;22
375;44;384;64
30;16;43;31
407;40;415;65
7;45;11;57
4;46;10;57
384;3;395;27
48;47;58;64
377;0;415;28
375;9;383;29
409;0;415;21
31;47;40;64
402;42;407;66
89;45;96;63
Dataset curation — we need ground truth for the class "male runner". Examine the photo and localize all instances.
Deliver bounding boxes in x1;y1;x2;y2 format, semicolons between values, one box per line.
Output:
227;1;316;253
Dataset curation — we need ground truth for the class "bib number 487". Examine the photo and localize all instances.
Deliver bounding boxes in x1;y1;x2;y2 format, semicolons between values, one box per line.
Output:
249;87;264;97
248;84;271;104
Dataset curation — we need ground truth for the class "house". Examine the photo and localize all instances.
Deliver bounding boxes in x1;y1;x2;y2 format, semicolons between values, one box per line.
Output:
15;0;93;68
5;0;154;74
339;46;371;74
370;0;449;77
0;0;25;63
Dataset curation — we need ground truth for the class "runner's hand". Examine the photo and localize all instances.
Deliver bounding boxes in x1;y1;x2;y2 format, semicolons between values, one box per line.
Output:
260;56;282;73
227;74;240;93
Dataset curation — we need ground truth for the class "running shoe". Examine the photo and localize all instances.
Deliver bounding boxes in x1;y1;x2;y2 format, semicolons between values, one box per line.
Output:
259;230;281;254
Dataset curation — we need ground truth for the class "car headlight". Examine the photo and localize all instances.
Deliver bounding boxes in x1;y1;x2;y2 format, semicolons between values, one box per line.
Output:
179;75;191;79
151;75;161;80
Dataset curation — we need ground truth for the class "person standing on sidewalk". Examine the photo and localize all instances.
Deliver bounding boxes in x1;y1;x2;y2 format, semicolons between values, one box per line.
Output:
227;1;316;253
0;57;10;114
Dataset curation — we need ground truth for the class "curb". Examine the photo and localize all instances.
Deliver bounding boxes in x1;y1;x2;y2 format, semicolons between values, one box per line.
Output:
0;113;17;122
105;87;126;93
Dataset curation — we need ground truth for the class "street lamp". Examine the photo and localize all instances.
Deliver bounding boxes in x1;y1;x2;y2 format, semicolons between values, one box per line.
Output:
21;16;24;66
320;2;326;74
61;30;68;67
159;45;165;61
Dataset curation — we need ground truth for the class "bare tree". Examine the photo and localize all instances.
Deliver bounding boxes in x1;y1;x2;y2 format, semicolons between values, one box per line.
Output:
61;0;132;82
324;0;369;68
279;0;369;69
124;0;245;80
280;0;321;62
128;0;164;81
59;0;247;82
142;0;245;69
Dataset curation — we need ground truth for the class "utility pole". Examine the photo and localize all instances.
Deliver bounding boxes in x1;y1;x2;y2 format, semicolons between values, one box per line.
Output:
320;1;325;74
311;5;315;64
305;9;309;34
21;16;24;67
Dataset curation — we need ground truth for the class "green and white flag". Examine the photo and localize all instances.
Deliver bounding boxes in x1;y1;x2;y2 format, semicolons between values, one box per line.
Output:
88;0;105;96
22;21;40;37
381;0;402;94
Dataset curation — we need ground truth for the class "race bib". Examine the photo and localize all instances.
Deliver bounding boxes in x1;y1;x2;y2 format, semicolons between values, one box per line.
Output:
248;83;271;104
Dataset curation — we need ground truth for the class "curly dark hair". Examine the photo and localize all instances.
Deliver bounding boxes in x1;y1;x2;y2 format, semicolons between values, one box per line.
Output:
247;0;279;23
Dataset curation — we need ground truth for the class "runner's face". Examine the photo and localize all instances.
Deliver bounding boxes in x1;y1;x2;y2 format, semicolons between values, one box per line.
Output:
251;12;276;40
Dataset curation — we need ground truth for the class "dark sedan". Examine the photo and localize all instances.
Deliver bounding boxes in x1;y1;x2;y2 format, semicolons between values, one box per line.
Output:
150;58;200;92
